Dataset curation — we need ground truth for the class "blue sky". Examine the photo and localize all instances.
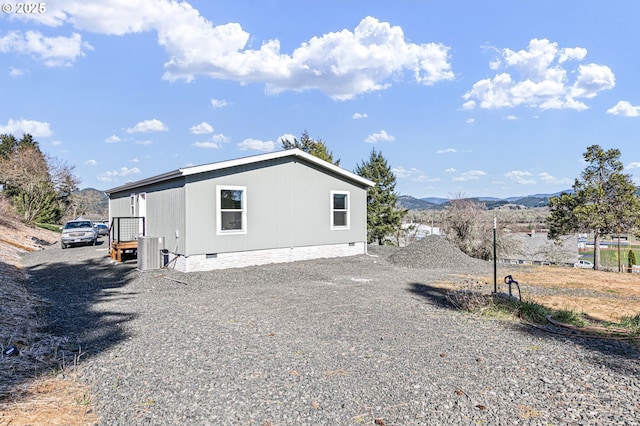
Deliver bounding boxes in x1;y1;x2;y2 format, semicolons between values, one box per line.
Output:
1;1;639;198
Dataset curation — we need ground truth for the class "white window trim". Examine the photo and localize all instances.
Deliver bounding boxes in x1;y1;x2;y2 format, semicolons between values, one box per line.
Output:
216;185;247;235
330;190;350;230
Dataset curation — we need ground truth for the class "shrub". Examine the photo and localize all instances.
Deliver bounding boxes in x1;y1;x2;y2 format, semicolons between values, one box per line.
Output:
628;249;636;272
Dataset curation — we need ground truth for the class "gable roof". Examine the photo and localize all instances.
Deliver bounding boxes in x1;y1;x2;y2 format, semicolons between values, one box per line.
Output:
105;149;375;194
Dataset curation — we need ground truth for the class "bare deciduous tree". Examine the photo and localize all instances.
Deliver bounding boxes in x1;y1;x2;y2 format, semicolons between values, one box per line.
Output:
0;145;79;223
443;195;520;260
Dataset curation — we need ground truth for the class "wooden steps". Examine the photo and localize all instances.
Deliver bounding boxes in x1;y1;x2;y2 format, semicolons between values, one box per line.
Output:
110;240;138;263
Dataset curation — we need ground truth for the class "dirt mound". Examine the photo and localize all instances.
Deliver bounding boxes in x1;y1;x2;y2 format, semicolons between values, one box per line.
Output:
387;235;489;269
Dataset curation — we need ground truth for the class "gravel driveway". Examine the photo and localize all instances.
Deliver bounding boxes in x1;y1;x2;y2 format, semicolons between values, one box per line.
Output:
22;241;640;425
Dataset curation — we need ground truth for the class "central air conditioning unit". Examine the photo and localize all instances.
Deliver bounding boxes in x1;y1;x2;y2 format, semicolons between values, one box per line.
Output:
137;236;163;271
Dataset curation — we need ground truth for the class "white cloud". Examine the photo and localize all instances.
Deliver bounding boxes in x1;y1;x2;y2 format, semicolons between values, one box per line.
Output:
445;168;456;172
462;100;476;110
570;63;615;99
504;115;518;120
627;162;640;169
607;101;640;117
436;148;456;154
0;30;92;67
192;141;220;149
9;67;26;77
392;166;419;179
352;113;368;119
51;140;62;146
211;133;230;144
104;135;121;143
0;118;52;137
463;38;614;111
391;166;439;183
538;172;571;185
126;119;168;133
27;5;454;99
465;118;475;124
97;166;141;182
237;138;275;152
505;170;536;185
192;133;230;148
130;158;139;163
210;98;228;108
189;121;214;134
135;140;153;145
365;130;395;143
413;176;441;183
453;170;487;182
84;159;97;166
558;47;587;63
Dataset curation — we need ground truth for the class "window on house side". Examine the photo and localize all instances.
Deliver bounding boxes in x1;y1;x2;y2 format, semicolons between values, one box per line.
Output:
331;191;349;230
217;185;247;234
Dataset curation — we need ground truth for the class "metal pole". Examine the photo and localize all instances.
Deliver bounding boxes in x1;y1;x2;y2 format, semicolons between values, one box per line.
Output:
493;217;497;294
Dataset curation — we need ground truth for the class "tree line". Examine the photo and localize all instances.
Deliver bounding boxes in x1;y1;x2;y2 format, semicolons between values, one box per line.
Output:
0;133;80;224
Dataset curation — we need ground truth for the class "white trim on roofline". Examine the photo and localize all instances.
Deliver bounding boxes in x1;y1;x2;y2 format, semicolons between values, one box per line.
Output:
182;149;374;186
106;149;374;195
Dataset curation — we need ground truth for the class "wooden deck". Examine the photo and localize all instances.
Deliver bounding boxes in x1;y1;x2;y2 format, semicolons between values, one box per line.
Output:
110;240;138;263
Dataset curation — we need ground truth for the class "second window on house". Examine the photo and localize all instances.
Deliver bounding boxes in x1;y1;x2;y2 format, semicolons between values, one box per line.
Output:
217;185;247;234
331;190;349;229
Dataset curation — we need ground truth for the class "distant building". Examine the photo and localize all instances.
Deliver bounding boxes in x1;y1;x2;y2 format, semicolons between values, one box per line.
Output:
501;231;578;266
402;223;442;240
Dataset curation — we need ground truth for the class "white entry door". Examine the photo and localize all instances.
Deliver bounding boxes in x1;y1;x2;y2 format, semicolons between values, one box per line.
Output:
138;193;147;235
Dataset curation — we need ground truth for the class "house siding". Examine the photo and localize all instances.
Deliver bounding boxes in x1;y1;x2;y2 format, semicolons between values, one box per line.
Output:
108;180;187;254
183;157;367;256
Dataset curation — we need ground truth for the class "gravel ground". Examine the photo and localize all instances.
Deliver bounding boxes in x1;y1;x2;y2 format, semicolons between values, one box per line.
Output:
21;239;640;425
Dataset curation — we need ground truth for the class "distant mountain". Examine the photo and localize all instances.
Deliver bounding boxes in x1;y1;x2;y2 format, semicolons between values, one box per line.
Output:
510;196;550;208
397;190;574;211
74;188;109;218
397;195;444;210
420;197;449;205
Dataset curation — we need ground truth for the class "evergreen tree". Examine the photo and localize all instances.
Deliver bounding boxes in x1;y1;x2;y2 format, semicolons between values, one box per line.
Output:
0;133;39;159
281;131;340;165
355;148;407;245
0;133;79;223
547;145;640;270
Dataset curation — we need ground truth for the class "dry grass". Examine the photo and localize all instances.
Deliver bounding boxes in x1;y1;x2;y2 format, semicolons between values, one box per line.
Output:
0;198;99;425
0;377;98;426
457;266;640;323
437;263;640;324
501;267;640;323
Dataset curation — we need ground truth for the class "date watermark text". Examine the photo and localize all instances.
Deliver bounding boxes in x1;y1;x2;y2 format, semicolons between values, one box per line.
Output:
2;3;46;13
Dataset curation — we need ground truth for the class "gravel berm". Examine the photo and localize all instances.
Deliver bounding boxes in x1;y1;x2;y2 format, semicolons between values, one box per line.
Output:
21;238;640;425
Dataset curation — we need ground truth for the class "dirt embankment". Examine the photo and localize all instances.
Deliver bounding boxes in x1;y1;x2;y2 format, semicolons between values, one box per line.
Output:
0;202;98;425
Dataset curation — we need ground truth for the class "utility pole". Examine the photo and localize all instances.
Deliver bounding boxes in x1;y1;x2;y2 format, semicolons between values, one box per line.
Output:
493;217;497;294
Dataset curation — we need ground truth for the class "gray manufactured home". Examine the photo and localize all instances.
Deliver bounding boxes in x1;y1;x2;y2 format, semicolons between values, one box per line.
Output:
105;149;374;272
